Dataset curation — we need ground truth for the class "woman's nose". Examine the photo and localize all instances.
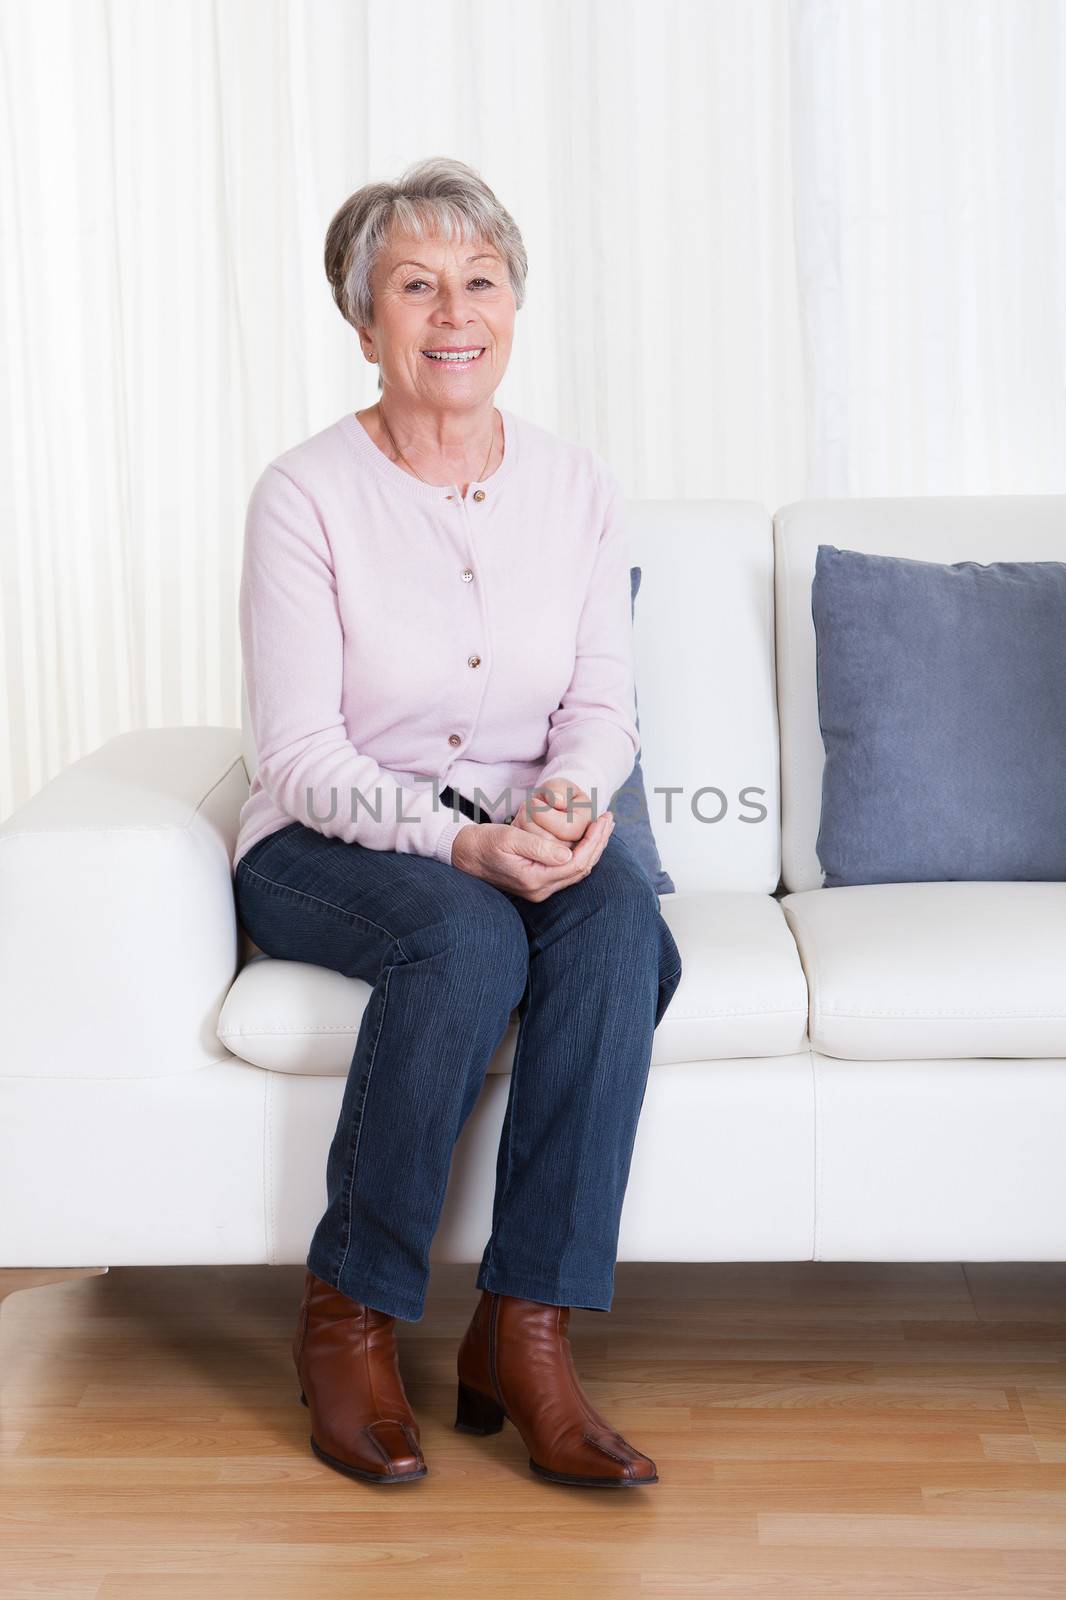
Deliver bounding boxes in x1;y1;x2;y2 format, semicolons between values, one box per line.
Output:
436;284;475;319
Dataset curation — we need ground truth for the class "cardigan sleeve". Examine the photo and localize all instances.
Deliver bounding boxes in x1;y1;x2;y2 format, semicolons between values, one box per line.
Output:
239;464;470;864
533;463;641;821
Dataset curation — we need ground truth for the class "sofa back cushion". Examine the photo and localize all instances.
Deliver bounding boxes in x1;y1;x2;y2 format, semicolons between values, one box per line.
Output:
624;500;780;893
775;495;1066;892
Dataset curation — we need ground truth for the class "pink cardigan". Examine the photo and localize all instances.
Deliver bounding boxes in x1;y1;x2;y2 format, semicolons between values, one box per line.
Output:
234;407;640;870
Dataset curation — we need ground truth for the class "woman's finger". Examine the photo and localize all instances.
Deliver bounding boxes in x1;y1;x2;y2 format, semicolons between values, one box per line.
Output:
512;813;614;899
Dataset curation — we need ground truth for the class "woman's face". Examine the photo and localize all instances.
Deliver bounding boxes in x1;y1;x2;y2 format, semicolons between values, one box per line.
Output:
359;227;515;411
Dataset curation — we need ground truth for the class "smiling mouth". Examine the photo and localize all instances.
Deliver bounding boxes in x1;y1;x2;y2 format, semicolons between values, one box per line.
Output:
421;347;486;364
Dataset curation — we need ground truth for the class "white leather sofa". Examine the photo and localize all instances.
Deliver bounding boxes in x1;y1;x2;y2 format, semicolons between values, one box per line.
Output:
3;493;1066;1295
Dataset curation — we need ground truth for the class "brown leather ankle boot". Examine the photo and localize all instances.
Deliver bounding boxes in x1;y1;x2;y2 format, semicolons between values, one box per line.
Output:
454;1289;658;1487
292;1268;427;1484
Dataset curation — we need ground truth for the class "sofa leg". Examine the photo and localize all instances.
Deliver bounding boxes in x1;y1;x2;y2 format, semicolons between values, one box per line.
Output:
0;1266;108;1313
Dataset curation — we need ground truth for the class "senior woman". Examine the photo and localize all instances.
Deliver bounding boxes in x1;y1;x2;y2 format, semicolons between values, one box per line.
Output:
233;157;683;1490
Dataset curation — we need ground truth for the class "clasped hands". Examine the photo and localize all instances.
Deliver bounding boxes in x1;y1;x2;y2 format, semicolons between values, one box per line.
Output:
450;777;614;902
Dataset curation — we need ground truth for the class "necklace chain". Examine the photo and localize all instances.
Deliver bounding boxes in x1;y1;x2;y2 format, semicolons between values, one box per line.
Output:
376;403;497;490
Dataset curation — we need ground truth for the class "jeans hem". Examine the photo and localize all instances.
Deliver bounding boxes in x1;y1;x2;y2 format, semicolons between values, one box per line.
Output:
306;1255;427;1322
475;1266;613;1313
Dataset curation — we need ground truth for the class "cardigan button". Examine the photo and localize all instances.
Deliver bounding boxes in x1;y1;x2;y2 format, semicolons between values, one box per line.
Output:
472;489;486;501
448;733;462;747
468;655;481;668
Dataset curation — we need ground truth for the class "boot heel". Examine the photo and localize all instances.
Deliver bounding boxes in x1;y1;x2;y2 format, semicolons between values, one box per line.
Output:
454;1378;505;1434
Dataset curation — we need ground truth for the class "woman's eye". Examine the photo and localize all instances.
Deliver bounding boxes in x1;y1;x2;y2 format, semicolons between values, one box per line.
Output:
404;278;494;291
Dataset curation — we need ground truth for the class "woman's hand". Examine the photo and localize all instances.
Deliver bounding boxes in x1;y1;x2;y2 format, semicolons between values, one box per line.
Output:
511;778;599;850
451;780;614;901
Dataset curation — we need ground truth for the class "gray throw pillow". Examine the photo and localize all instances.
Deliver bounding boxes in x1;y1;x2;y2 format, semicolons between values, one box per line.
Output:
609;567;675;895
811;543;1066;887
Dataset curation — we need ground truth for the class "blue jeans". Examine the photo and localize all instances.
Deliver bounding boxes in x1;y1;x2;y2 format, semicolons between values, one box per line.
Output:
233;789;683;1322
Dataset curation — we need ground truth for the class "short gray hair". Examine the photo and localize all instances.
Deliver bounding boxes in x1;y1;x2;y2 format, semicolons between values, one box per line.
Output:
324;157;528;390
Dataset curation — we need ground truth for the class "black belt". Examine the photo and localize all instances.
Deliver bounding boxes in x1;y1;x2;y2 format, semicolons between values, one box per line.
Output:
439;783;493;824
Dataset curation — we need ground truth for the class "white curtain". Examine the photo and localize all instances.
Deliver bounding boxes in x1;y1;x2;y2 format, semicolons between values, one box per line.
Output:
1;0;1063;820
791;0;1066;496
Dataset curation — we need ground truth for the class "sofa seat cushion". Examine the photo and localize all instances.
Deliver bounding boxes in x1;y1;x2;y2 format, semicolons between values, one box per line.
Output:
217;890;809;1076
780;881;1066;1059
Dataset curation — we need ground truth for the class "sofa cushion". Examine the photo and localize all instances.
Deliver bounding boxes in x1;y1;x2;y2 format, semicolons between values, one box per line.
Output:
779;880;1066;1059
811;544;1066;887
217;890;809;1074
773;494;1066;894
624;499;780;893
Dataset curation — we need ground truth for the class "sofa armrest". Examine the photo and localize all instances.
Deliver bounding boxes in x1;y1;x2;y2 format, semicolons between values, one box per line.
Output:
0;727;248;1079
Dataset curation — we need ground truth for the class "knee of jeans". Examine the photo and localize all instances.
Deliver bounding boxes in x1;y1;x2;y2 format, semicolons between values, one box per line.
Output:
404;894;528;1001
601;852;663;932
657;912;682;975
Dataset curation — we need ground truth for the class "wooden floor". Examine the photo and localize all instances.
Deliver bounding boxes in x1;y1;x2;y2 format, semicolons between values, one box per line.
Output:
1;1260;1065;1598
